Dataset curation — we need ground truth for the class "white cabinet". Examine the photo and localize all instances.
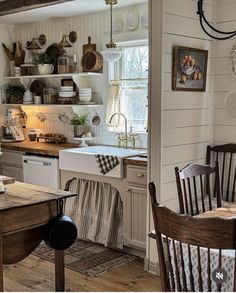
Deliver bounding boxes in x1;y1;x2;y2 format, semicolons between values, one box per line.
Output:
0;150;24;182
126;165;147;251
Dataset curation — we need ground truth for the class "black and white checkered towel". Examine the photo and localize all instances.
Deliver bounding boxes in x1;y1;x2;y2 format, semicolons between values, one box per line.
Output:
95;155;120;175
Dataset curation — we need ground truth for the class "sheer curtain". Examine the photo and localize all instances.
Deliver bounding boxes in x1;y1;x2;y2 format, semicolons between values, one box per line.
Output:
105;80;122;126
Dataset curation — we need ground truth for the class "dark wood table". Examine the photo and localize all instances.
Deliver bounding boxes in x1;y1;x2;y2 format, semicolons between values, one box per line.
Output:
0;181;76;292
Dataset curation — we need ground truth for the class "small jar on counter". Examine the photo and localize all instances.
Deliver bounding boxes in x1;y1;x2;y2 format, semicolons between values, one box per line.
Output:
28;129;37;141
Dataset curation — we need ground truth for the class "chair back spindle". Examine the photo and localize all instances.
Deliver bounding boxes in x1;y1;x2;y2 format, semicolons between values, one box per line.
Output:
149;182;236;292
175;162;221;215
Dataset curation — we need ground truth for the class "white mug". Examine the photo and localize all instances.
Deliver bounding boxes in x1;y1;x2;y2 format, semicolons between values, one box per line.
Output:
34;96;42;104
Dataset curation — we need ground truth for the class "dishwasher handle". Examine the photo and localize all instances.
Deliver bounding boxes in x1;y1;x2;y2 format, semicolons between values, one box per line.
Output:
23;159;51;167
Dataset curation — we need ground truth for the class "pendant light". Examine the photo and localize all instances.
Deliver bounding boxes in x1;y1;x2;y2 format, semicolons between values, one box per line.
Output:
197;0;236;40
101;0;122;63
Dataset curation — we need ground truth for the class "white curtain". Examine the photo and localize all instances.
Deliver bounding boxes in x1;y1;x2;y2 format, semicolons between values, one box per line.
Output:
106;80;122;126
65;178;124;249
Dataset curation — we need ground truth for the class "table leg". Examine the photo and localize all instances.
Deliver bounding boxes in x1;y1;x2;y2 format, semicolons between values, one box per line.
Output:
0;223;3;292
55;250;65;292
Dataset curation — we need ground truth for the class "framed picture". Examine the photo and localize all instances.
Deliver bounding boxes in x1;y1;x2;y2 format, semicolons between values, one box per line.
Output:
172;46;208;92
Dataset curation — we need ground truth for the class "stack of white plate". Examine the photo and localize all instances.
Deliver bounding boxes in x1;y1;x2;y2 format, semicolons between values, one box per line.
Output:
59;86;76;98
79;88;92;102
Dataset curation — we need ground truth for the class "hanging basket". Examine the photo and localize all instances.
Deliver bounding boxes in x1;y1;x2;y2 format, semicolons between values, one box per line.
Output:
81;51;103;72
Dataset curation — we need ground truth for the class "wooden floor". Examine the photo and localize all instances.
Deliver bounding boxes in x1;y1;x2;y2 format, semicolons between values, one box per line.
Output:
3;255;161;292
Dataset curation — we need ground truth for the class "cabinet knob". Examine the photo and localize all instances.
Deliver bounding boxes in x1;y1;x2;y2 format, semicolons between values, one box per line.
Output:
136;173;145;177
126;187;131;192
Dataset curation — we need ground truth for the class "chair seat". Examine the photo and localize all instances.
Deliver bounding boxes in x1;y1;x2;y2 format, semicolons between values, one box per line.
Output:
196;197;228;214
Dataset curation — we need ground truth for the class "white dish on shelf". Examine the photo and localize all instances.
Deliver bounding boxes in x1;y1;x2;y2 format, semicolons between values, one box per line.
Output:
79;88;92;91
141;11;148;28
79;96;92;102
59;92;76;98
126;9;139;31
113;14;124;32
61;86;74;92
77;101;96;105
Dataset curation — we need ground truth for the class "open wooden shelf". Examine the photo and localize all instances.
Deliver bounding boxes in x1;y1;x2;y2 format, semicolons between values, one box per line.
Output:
2;72;103;80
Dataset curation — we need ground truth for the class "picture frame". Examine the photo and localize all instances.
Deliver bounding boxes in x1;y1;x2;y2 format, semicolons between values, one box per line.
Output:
172;46;208;92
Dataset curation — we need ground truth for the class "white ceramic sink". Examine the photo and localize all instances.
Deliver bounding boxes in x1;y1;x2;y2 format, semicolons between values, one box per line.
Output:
59;146;146;178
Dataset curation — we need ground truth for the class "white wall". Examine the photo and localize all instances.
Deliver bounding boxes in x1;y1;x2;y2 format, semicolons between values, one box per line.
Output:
160;0;215;211
213;0;236;144
10;3;148;147
147;0;215;273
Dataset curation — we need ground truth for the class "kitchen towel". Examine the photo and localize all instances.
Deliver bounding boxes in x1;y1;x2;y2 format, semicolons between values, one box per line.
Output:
95;154;120;175
65;178;124;249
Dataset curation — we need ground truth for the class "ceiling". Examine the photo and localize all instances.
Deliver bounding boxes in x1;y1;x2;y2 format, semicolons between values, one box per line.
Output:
0;0;147;25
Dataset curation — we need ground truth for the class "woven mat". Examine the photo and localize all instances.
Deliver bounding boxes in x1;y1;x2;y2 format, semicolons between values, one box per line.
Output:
33;239;137;277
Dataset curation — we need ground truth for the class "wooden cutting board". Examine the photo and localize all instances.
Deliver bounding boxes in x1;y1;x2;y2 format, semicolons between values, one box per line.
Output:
0;175;15;185
83;36;97;55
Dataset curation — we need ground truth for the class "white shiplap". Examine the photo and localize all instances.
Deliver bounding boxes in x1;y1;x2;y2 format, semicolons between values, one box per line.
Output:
214;0;236;145
160;1;214;209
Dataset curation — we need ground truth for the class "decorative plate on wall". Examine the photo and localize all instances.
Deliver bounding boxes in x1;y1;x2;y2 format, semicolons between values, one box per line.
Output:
126;9;139;31
224;88;236;118
141;11;148;28
113;14;124;32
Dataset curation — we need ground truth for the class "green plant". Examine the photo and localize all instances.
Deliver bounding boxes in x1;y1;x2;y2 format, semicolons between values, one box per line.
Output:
6;86;25;97
70;114;88;126
35;52;53;65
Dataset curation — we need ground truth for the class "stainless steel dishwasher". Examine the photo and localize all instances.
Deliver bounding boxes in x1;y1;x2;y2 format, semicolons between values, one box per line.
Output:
23;154;60;189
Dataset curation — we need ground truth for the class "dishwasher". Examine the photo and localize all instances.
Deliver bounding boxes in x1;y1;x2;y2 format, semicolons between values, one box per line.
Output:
23;154;60;189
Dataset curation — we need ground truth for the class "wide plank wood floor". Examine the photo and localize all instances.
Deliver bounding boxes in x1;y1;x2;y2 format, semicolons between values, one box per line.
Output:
3;255;161;292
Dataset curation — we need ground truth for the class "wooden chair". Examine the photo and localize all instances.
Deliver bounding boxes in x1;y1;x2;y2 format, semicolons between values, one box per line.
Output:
206;144;236;202
149;182;236;292
175;162;221;215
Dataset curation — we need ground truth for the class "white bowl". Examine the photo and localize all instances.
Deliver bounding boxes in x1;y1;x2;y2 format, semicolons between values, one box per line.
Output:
79;93;92;96
79;96;92;102
61;86;74;92
79;88;92;91
59;92;77;98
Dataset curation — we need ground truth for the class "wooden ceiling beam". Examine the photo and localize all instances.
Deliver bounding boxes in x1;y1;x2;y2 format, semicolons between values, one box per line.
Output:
0;0;74;16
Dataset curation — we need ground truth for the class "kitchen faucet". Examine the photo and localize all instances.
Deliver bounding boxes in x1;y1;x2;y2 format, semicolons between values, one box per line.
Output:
109;112;128;148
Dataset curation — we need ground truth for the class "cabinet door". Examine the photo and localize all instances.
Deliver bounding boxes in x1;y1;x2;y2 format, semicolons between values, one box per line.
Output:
126;186;147;251
1;165;23;182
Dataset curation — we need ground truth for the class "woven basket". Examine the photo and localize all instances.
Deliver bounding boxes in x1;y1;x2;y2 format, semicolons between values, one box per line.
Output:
81;51;103;72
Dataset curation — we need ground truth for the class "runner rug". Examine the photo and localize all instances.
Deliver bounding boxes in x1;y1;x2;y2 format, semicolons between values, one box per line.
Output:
33;239;137;277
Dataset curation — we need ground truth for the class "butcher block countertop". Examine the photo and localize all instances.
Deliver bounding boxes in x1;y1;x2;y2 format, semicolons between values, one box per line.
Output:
2;141;77;157
124;155;147;167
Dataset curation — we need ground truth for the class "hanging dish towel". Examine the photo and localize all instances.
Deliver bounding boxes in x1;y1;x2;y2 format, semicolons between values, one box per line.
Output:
95;155;120;175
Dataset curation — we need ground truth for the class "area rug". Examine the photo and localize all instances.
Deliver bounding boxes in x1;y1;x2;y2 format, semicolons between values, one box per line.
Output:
32;239;137;277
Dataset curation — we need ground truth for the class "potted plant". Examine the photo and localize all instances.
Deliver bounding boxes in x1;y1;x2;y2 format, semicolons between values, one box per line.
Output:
70;113;89;137
35;52;54;75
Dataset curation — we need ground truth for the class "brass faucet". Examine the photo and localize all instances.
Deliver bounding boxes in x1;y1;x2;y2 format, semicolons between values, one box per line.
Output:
109;112;128;148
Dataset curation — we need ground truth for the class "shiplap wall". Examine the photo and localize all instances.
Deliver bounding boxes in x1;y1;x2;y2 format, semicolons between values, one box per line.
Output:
160;0;215;211
11;3;148;147
214;0;236;144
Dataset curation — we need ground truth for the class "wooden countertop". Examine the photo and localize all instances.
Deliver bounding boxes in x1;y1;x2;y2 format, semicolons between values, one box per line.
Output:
124;155;147;167
2;141;77;157
0;181;76;212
